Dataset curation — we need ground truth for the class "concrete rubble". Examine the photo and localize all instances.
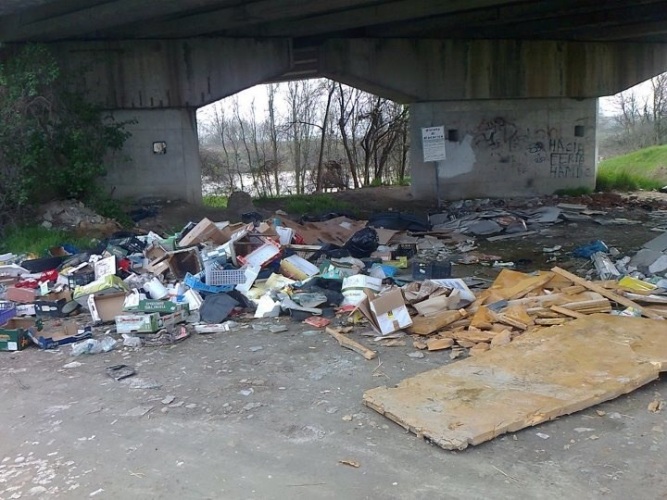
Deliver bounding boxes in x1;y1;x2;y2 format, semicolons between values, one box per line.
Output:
1;196;667;451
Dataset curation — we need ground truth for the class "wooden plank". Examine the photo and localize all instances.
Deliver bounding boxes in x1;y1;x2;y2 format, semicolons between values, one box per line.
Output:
325;327;377;360
550;305;586;319
426;338;455;351
551;267;664;321
363;315;667;451
534;318;568;325
407;309;468;336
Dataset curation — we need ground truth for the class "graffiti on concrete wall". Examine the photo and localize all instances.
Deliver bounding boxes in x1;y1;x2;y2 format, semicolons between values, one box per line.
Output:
471;118;591;179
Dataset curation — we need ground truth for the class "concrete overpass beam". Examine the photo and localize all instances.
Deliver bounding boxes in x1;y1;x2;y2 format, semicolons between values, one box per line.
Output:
410;98;597;200
321;39;667;100
54;38;292;109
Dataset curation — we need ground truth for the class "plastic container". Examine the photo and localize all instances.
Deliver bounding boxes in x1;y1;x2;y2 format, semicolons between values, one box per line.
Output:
0;301;17;325
411;260;452;281
392;243;417;259
205;262;247;286
66;271;96;289
184;272;233;294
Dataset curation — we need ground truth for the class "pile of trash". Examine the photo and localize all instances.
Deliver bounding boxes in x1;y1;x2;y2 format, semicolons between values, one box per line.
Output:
0;204;665;359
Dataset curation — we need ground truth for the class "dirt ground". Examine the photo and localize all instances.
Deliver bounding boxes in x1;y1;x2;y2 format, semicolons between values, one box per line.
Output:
3;188;667;499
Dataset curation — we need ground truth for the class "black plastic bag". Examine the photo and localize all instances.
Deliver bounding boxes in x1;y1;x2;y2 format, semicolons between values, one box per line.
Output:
344;227;379;258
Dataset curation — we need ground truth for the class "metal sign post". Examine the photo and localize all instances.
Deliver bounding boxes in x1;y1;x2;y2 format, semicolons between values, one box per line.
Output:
421;126;447;209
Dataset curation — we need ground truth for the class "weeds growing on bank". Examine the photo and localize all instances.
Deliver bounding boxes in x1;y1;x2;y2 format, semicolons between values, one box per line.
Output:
0;225;95;257
202;195;229;208
255;193;353;215
596;170;664;192
596;145;667;192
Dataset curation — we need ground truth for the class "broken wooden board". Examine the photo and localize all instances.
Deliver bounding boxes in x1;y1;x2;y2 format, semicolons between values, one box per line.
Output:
552;267;664;320
407;309;467;336
363;315;667;451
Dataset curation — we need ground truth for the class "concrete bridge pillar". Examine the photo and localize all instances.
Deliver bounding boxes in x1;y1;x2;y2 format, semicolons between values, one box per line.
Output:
409;98;598;200
104;108;203;204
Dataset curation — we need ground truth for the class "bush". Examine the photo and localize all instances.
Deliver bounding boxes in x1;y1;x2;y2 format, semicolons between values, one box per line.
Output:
0;44;132;231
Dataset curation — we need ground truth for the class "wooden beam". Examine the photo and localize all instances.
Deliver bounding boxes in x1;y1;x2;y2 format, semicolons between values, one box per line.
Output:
551;267;664;321
326;327;377;360
407;309;468;336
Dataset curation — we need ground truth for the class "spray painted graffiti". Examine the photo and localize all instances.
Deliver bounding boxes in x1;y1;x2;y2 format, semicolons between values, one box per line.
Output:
473;117;526;151
548;139;586;178
472;119;591;179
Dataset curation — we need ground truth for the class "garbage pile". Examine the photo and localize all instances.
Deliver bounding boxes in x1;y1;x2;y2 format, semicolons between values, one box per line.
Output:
0;206;665;359
0;212;453;354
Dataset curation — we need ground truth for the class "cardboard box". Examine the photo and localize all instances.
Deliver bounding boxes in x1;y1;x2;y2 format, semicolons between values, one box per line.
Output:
115;313;162;334
88;292;127;323
94;255;117;280
167;248;202;279
144;242;169;263
28;320;92;350
135;300;188;314
73;275;128;307
5;287;36;304
342;274;382;306
34;289;73;318
161;309;189;327
280;255;319;281
178;218;228;247
0;317;36;351
356;288;413;336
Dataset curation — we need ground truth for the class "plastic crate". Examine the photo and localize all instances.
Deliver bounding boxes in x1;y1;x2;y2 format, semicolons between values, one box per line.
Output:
411;260;452;281
392;243;417;259
184;272;234;294
0;301;17;325
66;271;95;289
205;262;247;286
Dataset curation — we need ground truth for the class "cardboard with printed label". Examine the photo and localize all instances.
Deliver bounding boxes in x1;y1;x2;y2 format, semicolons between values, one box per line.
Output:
355;288;412;335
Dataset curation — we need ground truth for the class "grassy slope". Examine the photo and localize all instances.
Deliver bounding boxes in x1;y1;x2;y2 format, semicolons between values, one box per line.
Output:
597;145;667;190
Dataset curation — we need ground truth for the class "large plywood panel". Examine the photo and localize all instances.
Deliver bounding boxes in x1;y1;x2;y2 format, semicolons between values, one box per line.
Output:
363;315;667;450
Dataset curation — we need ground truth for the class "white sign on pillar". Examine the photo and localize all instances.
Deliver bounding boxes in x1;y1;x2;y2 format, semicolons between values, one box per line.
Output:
421;126;447;162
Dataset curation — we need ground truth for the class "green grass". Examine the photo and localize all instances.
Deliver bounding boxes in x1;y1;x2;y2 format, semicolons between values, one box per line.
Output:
0;225;95;257
203;195;228;208
596;145;667;192
85;195;134;228
255;193;353;215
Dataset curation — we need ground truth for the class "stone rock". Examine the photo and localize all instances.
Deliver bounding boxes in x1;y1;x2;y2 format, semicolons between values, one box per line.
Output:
227;191;255;215
648;254;667;275
630;248;664;273
407;351;425;359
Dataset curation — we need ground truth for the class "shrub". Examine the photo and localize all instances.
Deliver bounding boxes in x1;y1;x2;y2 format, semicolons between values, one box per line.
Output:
0;44;132;232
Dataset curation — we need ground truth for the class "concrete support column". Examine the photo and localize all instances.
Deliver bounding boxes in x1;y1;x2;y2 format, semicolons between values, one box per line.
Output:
410;98;598;200
103;108;203;204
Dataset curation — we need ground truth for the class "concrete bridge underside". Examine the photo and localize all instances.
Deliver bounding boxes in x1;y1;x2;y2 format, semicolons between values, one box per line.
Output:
2;1;667;203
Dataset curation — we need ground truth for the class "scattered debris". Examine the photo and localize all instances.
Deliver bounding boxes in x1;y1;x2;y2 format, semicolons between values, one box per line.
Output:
4;192;667;457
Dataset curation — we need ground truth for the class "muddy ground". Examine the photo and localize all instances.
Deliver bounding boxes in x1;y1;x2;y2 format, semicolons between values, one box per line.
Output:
3;188;667;499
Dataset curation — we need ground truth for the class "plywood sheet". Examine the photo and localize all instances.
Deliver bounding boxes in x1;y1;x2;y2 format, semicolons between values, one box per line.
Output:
363;315;667;451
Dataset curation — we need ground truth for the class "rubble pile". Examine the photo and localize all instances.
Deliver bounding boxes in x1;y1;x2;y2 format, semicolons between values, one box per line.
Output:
40;200;120;234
